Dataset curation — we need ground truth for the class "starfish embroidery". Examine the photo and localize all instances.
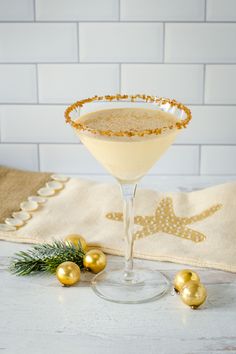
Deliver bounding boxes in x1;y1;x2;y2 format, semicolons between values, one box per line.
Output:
106;197;223;243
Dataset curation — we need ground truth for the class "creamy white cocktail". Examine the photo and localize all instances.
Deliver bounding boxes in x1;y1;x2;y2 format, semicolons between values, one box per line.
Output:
77;107;178;183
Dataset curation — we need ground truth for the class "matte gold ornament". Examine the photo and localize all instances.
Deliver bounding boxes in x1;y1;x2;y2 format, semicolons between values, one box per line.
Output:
83;249;107;274
64;234;88;252
173;269;200;293
180;280;207;309
56;261;80;286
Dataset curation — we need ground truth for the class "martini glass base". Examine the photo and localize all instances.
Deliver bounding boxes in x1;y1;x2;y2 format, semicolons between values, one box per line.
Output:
91;267;170;304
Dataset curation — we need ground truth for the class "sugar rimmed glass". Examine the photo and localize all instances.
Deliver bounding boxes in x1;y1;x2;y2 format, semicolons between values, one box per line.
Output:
65;94;191;304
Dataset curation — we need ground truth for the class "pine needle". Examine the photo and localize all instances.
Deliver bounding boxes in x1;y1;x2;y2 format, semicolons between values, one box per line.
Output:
9;240;85;276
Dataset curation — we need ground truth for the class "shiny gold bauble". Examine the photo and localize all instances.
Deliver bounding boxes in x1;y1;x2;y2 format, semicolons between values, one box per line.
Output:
83;249;107;274
173;269;200;293
56;261;81;286
64;234;88;252
180;280;207;309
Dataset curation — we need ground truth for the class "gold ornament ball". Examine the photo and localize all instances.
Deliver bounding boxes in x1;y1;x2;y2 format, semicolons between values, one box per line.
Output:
83;249;107;274
64;234;88;252
56;261;81;286
173;269;200;293
180;280;207;309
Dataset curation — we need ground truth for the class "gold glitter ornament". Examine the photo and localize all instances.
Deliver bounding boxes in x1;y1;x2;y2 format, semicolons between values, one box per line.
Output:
64;234;88;252
173;269;200;293
180;281;207;309
56;261;80;286
83;249;107;274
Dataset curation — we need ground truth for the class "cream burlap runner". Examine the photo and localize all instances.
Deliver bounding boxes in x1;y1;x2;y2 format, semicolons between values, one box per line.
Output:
0;167;236;272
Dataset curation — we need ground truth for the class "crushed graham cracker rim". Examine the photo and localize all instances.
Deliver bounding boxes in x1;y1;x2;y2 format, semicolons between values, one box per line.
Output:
64;94;192;137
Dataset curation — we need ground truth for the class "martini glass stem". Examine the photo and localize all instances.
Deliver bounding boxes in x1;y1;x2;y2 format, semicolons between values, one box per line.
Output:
120;183;137;281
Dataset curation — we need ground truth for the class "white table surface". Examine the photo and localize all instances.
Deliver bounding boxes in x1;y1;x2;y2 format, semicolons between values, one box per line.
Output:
1;241;236;354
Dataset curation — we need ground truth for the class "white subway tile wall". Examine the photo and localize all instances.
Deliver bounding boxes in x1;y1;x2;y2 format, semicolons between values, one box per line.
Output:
0;144;38;171
0;0;34;21
0;65;37;103
38;64;119;103
79;23;163;62
205;65;236;104
176;106;236;144
120;0;205;21
0;0;235;179
0;23;78;63
165;24;236;63
35;0;119;21
207;0;236;21
121;64;204;104
201;146;236;175
0;105;77;143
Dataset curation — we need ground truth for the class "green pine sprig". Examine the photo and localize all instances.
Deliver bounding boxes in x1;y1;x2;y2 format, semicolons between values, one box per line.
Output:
9;241;85;276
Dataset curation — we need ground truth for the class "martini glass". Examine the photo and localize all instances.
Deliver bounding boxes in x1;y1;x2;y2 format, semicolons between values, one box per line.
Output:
65;94;191;304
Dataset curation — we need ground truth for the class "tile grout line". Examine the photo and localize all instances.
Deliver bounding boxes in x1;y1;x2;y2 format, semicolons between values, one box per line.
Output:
77;22;80;62
118;0;121;20
162;22;165;62
202;64;206;104
0;62;235;65
199;145;202;175
204;0;207;21
35;64;39;103
33;0;36;21
0;20;236;23
1;142;236;146
37;144;41;171
1;103;236;107
119;64;121;93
